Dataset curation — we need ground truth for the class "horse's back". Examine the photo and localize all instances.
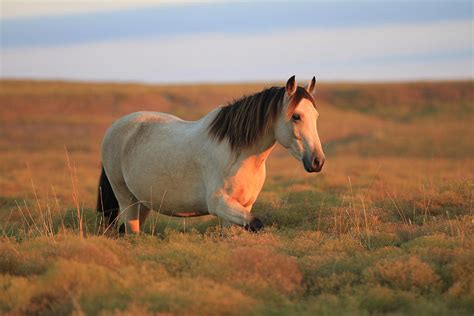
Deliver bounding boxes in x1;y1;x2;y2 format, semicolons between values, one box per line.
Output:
102;111;183;150
101;111;182;172
123;111;182;124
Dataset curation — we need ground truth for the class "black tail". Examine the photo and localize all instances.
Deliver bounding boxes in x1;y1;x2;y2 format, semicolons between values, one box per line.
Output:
96;165;119;227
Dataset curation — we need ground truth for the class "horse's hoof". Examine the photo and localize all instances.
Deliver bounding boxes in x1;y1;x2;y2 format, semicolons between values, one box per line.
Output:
118;223;126;235
245;218;263;232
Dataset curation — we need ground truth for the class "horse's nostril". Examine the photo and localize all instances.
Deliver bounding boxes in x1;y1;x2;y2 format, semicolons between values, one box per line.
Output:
313;157;325;170
313;158;320;167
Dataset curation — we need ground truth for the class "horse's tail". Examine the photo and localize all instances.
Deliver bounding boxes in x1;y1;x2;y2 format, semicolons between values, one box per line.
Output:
96;165;119;227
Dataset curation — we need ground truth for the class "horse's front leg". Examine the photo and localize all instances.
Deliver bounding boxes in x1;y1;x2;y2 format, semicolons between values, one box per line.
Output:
207;192;263;232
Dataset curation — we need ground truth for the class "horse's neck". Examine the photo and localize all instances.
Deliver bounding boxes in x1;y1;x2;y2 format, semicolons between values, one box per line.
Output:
199;106;276;168
239;132;276;169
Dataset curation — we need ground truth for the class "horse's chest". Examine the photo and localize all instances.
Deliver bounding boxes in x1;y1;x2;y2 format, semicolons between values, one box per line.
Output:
227;166;266;208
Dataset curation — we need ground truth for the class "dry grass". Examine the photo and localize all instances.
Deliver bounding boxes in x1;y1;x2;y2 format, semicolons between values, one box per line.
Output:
0;79;473;315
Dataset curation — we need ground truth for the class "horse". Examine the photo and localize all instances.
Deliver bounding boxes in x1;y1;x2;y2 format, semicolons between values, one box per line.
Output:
96;76;325;233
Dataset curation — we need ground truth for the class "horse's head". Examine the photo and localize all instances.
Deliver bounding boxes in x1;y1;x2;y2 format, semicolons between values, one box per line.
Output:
275;76;325;173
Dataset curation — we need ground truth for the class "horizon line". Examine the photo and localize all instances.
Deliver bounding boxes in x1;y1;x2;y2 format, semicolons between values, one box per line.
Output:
1;76;472;87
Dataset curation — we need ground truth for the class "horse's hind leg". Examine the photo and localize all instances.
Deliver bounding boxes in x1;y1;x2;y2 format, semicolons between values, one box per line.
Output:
108;178;145;234
120;203;151;234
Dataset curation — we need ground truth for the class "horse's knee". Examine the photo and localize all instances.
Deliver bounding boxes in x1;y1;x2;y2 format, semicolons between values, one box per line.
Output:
244;217;263;232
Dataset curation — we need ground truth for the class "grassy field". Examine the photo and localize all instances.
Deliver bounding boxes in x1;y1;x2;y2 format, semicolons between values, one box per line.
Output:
0;79;472;315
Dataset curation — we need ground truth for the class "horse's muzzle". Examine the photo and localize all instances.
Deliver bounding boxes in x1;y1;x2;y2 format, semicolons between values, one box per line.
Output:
303;155;325;173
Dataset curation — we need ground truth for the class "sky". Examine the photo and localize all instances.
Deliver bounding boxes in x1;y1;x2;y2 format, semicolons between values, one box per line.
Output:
1;0;473;83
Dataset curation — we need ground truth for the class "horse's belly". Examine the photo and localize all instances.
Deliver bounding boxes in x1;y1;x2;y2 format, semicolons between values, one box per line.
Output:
127;170;208;216
154;185;208;216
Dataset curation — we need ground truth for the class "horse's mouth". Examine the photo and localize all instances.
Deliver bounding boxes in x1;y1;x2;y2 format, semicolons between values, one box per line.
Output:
304;166;323;173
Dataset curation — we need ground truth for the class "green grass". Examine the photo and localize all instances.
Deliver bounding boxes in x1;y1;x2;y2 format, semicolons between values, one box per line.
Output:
1;228;472;314
1;180;472;315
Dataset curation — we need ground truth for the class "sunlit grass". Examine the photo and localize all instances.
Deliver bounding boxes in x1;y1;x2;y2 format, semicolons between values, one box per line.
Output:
0;79;472;315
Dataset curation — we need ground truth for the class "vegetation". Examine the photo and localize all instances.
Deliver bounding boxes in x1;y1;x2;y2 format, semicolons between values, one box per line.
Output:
0;80;472;315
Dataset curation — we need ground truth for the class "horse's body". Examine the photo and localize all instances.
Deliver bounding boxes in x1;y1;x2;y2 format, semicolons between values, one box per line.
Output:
101;109;268;220
97;76;325;233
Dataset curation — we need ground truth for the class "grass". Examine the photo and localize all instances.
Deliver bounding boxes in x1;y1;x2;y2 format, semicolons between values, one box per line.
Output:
0;79;473;315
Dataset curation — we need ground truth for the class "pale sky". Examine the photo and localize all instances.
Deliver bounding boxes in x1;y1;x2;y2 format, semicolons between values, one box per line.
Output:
1;0;227;19
1;0;473;83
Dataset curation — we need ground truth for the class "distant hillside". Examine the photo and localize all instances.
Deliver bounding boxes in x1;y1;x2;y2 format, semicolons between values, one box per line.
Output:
320;81;473;121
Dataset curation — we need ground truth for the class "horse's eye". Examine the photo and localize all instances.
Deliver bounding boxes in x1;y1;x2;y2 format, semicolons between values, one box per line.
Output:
291;114;301;122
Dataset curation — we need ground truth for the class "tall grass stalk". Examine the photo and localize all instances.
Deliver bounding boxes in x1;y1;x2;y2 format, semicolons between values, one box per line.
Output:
65;147;83;239
385;189;410;225
361;196;371;249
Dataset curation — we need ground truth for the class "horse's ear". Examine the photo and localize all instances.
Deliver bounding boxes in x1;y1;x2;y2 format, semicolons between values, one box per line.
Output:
286;75;296;96
306;76;316;95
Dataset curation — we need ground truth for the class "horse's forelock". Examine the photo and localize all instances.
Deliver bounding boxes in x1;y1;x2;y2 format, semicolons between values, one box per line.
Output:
288;87;316;116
